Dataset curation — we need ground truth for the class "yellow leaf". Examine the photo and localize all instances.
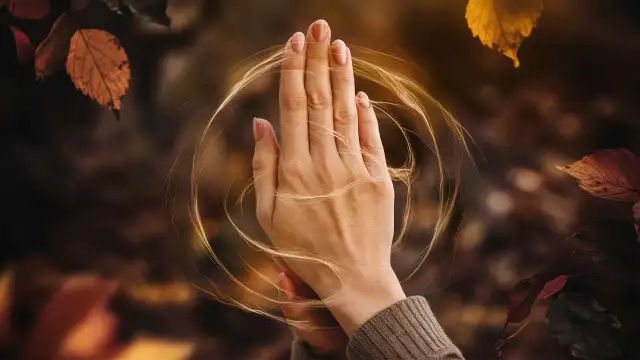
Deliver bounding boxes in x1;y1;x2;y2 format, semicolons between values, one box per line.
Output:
66;29;131;112
465;0;543;67
557;149;640;202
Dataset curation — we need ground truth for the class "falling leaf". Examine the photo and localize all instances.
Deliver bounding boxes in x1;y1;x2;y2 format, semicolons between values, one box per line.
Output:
465;0;543;67
66;29;131;113
102;0;171;26
538;275;568;300
9;26;33;62
558;149;640;202
34;13;78;80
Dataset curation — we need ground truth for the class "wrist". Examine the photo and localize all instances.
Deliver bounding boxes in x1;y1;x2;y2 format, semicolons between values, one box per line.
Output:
324;266;406;336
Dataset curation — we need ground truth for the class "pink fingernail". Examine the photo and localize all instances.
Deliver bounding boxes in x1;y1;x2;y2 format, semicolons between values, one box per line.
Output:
357;91;370;108
290;32;305;53
310;19;328;41
331;40;347;65
253;117;264;142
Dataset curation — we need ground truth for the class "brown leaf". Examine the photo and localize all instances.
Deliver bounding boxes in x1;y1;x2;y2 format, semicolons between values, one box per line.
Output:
466;0;543;67
66;29;130;112
35;13;78;80
558;149;640;202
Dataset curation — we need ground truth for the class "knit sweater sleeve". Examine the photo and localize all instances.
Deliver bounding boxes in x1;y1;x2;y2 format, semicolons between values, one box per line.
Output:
346;296;464;360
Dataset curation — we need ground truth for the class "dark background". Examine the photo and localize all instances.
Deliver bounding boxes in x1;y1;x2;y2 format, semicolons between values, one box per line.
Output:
1;0;640;359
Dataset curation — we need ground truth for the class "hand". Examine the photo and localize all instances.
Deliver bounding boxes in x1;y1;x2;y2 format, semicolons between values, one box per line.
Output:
251;19;406;335
278;271;348;359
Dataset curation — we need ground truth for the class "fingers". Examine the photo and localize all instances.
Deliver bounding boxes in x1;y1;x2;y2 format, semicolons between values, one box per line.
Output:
252;118;279;228
279;32;309;158
304;20;337;159
329;41;362;164
278;272;307;321
356;92;388;179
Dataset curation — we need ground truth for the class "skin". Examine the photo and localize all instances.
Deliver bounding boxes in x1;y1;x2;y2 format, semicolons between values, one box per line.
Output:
252;18;407;345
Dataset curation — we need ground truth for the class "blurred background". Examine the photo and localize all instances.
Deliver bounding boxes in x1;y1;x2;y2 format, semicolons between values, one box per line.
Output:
1;0;640;359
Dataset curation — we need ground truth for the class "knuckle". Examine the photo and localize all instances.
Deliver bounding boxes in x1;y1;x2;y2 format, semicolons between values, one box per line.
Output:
363;177;393;198
251;155;264;171
280;94;307;112
280;158;306;178
334;107;356;125
307;91;331;110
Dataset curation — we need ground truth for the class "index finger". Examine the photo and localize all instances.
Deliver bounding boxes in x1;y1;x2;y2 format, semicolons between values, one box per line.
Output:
279;32;309;158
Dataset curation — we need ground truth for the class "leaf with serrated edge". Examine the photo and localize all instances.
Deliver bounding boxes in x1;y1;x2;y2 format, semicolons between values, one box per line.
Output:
466;0;542;67
66;29;130;112
558;149;640;202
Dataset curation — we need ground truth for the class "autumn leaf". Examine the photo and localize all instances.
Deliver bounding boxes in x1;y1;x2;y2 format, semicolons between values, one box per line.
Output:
558;149;640;202
34;13;79;80
538;275;568;300
465;0;542;68
66;29;131;114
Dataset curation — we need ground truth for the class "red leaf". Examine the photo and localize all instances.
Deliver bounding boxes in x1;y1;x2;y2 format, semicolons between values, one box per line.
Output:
538;275;568;300
8;0;50;19
506;277;541;324
558;148;640;202
9;25;33;62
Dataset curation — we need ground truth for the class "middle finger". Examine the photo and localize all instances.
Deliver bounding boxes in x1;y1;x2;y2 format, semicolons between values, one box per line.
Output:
304;20;337;160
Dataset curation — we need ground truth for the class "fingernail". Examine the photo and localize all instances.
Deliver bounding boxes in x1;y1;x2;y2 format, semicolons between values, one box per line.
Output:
278;272;294;300
290;32;305;53
310;19;328;41
331;40;347;65
357;91;370;108
253;117;264;142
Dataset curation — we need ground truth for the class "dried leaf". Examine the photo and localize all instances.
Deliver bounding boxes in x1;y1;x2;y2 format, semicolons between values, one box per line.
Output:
465;0;542;67
558;149;640;202
9;25;33;62
538;275;568;300
66;29;130;112
102;0;170;26
34;13;78;80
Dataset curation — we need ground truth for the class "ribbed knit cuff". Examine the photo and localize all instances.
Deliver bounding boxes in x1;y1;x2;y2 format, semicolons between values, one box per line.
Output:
347;296;464;360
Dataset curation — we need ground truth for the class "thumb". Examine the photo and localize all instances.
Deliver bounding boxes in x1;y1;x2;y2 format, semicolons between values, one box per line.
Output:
252;117;279;228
